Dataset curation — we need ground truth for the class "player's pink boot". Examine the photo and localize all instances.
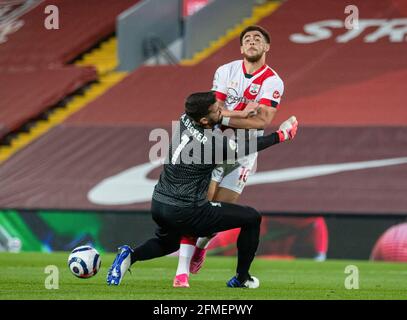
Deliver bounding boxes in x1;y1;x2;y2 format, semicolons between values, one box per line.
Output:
173;273;190;288
190;247;207;274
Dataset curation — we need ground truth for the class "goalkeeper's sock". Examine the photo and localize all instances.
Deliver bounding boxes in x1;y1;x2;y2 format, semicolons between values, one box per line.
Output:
176;237;196;276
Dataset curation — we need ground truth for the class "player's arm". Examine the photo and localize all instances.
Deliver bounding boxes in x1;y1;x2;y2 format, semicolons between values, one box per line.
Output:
220;101;259;119
213;116;298;163
222;103;277;129
223;76;284;129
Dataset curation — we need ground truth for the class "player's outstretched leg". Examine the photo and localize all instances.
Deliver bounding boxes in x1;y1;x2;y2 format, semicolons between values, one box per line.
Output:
107;245;133;286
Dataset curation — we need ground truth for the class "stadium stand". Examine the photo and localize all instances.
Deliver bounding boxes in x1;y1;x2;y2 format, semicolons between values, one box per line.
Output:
0;0;138;69
0;0;139;142
66;65;213;125
0;126;6;140
0;0;135;159
0;66;97;139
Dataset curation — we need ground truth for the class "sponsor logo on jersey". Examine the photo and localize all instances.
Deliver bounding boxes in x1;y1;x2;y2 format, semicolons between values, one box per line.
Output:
273;90;280;99
226;88;242;105
226;87;252;106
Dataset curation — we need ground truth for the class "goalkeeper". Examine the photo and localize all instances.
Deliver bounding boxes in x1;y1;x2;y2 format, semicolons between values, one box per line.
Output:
106;91;298;288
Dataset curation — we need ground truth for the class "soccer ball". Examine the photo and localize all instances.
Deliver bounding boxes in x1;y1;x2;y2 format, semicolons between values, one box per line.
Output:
68;245;101;278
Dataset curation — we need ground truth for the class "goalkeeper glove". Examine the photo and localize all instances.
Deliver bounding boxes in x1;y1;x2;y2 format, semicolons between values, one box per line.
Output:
277;116;298;142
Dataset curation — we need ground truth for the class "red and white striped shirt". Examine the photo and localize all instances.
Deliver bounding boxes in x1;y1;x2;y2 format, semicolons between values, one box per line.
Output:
211;60;284;111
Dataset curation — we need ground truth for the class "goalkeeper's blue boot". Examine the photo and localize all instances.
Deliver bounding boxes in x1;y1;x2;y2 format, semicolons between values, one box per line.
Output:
226;275;260;289
107;245;133;286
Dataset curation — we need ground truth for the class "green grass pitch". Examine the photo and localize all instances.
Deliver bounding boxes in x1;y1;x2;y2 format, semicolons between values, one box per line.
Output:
0;252;406;300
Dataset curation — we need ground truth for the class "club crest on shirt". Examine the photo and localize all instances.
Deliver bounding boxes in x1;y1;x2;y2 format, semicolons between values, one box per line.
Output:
249;83;260;95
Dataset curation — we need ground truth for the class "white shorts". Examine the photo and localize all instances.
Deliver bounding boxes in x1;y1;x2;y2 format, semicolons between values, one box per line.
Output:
211;152;258;194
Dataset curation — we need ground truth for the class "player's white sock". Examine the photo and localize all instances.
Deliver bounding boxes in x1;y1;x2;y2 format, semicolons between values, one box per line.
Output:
314;252;326;262
196;236;213;249
176;244;195;276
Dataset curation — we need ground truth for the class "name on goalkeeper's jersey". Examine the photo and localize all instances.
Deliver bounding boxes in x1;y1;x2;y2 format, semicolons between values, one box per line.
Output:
180;114;208;144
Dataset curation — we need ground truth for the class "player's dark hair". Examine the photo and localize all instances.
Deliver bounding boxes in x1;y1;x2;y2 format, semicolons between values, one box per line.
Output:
185;91;216;122
239;25;270;45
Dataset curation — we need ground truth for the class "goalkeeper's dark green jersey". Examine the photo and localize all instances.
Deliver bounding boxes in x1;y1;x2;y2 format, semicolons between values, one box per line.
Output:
152;113;280;207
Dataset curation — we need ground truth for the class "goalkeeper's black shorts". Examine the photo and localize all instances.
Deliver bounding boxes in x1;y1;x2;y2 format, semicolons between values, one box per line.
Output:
150;198;261;245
